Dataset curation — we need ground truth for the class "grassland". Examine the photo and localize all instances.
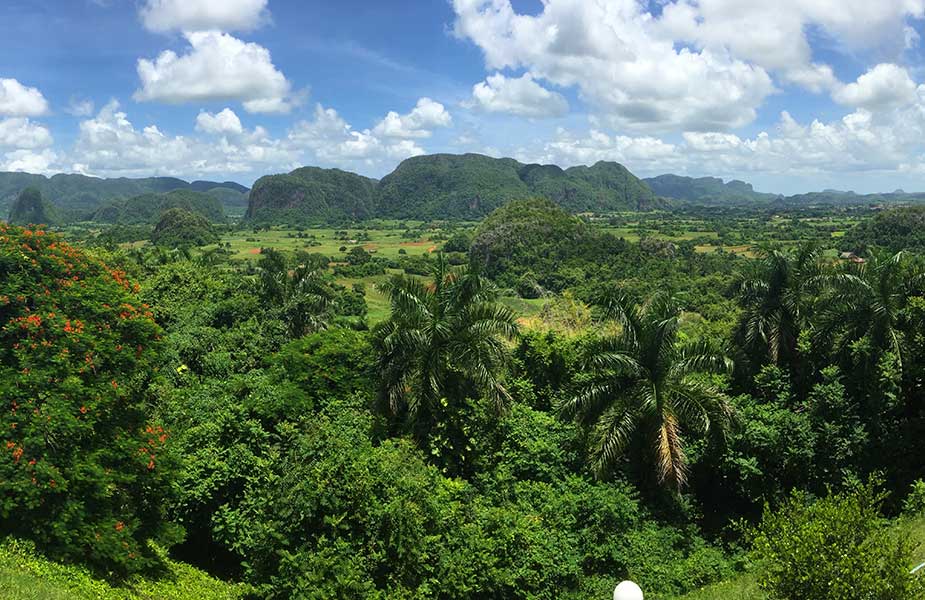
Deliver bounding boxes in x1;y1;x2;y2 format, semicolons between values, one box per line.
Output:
670;514;925;600
0;538;248;600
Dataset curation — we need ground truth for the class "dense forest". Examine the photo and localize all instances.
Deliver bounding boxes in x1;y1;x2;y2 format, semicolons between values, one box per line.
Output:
3;186;925;599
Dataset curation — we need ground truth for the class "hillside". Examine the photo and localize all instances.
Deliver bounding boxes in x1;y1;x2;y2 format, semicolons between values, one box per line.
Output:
644;174;779;204
246;166;378;225
93;189;226;225
0;172;248;222
248;153;658;224
8;187;58;226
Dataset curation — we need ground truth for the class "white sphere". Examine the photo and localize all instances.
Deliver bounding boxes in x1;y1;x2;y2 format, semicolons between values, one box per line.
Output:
614;580;644;600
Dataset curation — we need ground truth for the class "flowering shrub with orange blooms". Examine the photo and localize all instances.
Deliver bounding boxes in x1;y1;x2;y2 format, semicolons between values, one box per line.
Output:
0;223;179;574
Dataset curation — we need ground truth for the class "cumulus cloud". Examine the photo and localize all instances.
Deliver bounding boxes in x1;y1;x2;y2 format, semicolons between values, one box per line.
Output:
371;98;452;139
135;31;294;114
833;63;918;110
1;149;58;174
452;0;775;132
0;118;53;149
196;108;244;135
290;103;428;170
467;72;568;118
71;100;298;178
521;127;679;171
140;0;269;33
0;79;50;117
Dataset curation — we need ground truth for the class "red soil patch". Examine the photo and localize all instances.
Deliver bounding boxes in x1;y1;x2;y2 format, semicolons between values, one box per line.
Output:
427;245;437;253
248;248;262;255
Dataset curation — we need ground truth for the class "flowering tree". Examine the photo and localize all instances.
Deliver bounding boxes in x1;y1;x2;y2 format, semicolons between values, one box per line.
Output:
0;223;178;573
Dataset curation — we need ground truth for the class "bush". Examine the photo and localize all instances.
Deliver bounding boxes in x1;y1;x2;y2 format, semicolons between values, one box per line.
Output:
903;480;925;516
0;224;179;574
750;480;925;600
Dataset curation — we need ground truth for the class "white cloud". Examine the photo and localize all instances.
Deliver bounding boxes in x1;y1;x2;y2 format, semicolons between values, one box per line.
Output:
467;72;568;118
196;108;244;135
140;0;269;33
66;97;95;117
0;79;50;117
0;118;53;149
371;97;452;139
655;0;924;93
833;63;918;110
290;103;427;171
1;149;58;174
522;127;679;170
135;31;294;114
71;100;298;178
452;0;775;132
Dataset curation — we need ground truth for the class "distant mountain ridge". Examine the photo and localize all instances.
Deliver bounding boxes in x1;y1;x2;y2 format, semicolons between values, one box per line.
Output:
644;174;780;204
247;153;662;224
0;172;249;222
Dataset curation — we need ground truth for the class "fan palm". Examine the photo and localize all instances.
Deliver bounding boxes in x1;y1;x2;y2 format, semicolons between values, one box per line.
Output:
372;255;518;436
562;293;733;491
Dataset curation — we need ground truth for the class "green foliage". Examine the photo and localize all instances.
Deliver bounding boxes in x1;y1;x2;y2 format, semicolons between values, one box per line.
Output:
272;328;375;412
246;166;378;225
0;537;250;600
377;153;531;220
372;257;518;466
749;481;925;600
94;189;226;225
563;293;733;490
645;174;777;205
904;480;925;516
0;224;178;574
151;208;219;248
841;206;925;253
8;188;58;226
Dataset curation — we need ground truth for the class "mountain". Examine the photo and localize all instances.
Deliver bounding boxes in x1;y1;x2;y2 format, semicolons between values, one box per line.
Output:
644;174;779;204
246;167;378;225
377;154;531;219
93;189;226;225
8;187;58;226
0;172;248;222
248;153;659;224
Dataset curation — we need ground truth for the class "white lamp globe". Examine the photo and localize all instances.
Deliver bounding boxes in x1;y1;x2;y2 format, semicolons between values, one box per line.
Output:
614;580;644;600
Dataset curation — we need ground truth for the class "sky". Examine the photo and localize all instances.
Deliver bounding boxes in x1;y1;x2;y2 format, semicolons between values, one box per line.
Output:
3;1;925;194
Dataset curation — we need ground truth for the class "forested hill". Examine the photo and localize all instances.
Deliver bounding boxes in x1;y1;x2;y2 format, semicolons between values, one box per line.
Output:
0;172;249;222
644;174;780;204
246;153;661;224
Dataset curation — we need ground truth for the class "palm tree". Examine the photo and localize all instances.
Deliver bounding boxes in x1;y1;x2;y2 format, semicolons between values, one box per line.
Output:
372;255;518;438
562;293;733;491
258;248;332;338
731;244;822;379
819;250;924;417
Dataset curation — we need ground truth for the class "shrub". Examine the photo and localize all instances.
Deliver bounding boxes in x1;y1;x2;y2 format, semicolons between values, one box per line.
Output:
903;480;925;516
0;224;179;574
750;480;925;600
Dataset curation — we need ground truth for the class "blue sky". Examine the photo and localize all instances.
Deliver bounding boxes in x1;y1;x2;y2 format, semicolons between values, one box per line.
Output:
2;0;925;195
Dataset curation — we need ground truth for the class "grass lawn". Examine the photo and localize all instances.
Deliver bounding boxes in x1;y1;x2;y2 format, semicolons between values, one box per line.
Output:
0;538;248;600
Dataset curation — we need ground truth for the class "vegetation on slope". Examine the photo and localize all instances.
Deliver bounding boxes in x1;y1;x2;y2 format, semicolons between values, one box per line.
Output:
8;187;58;226
644;174;778;204
246;153;658;224
94;189;226;225
151;208;219;248
841;205;925;253
0;172;246;223
246;166;378;225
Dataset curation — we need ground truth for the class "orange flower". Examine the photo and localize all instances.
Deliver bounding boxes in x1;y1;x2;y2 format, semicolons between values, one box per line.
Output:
115;521;124;532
